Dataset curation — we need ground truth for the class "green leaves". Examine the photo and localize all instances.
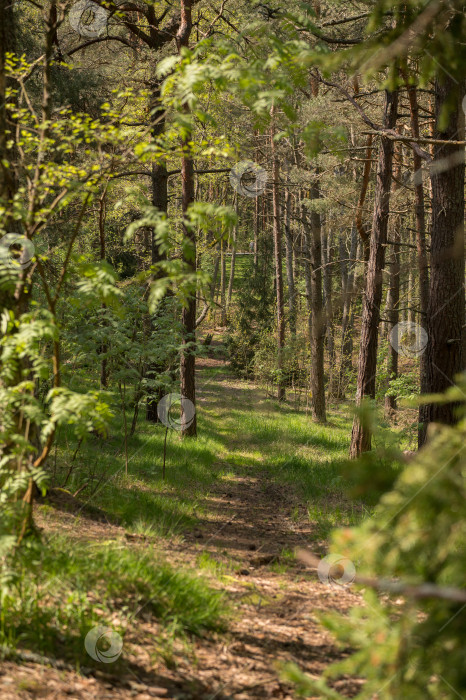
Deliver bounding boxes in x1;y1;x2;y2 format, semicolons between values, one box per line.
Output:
44;388;113;440
287;376;466;698
148;260;210;314
75;259;122;306
187;201;237;237
301;121;347;158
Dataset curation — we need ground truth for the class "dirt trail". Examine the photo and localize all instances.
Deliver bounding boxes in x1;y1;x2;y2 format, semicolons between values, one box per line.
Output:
163;466;361;699
0;358;361;700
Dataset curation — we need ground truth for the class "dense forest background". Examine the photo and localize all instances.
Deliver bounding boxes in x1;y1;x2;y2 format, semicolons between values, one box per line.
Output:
0;1;465;699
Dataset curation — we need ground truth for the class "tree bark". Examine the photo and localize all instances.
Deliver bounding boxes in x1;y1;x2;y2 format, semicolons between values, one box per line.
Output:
322;223;336;398
210;243;220;302
177;0;197;437
0;0;17;233
419;78;465;444
150;82;169;263
337;225;358;398
350;90;398;458
309;177;326;422
98;185;109;389
384;215;401;415
404;80;429;320
383;139;402;414
301;202;313;346
226;198;237;312
271;112;286;401
284;188;297;337
146;79;170;422
404;78;431;447
355;134;373;261
0;0;21;316
220;236;226;325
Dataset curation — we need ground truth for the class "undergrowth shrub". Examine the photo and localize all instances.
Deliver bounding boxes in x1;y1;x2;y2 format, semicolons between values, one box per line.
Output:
284;376;466;699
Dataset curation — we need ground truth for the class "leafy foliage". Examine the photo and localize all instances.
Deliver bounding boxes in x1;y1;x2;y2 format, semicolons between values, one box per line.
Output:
283;377;466;698
226;239;275;376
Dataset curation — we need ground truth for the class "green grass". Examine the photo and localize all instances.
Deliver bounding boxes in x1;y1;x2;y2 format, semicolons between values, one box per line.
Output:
307;502;373;539
1;535;226;666
53;364;365;533
3;362;409;668
231;252;253;290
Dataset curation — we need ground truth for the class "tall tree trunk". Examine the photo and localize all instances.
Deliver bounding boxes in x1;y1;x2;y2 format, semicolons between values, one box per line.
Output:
337;225;358;398
226;198;237;312
284;188;296;336
210;243;220;302
254;193;259;268
98;185;109;389
384;228;400;415
355;134;373;261
150;82;168;262
0;0;23;392
403;79;430;443
404;80;429;319
384;203;401;415
177;0;197;437
146;79;169;422
1;1;58;539
407;230;416;324
0;0;20;311
301;202;313;345
271;112;286;401
0;0;17;235
384;141;402;414
322;223;336;398
350;90;398;458
220;237;226;325
419;78;465;444
309;177;326;422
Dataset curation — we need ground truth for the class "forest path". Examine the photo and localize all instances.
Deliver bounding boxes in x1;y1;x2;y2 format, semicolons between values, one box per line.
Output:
143;355;361;699
0;354;360;700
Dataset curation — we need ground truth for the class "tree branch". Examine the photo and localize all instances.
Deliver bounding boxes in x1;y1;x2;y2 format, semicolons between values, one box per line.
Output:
316;73;431;161
298;550;466;603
